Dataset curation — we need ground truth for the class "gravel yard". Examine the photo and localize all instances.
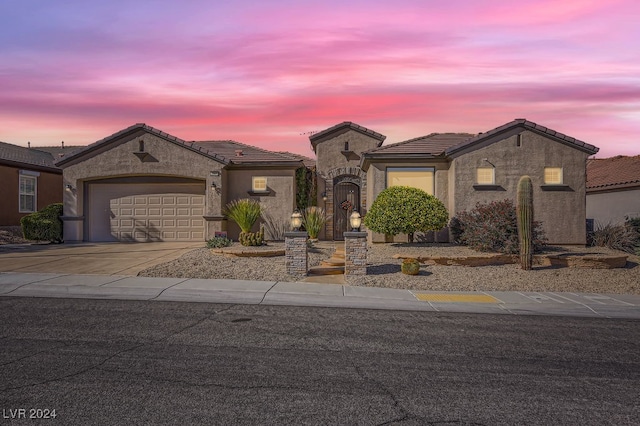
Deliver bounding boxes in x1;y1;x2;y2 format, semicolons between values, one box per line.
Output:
139;242;640;295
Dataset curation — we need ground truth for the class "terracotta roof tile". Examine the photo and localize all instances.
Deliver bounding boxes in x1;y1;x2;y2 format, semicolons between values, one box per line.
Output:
192;140;302;166
309;122;386;149
445;119;599;156
587;155;640;191
365;133;475;156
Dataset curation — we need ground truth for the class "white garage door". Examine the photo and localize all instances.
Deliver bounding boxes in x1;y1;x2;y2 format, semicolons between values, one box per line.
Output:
88;181;205;242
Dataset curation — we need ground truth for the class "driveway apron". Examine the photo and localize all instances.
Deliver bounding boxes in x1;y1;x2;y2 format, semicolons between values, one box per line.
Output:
0;242;201;276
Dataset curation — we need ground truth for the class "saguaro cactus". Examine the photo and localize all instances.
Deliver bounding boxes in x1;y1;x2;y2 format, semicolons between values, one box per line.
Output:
517;175;534;270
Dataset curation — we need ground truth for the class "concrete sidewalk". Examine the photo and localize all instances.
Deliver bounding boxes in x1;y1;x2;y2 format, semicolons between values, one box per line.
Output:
1;271;639;319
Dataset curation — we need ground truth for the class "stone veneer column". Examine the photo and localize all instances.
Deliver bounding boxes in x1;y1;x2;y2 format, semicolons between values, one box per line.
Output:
284;231;308;275
344;231;367;276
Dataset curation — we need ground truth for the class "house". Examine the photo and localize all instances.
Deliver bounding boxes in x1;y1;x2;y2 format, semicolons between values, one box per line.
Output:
586;155;640;226
56;124;304;242
0;141;77;226
313;119;598;245
57;118;598;245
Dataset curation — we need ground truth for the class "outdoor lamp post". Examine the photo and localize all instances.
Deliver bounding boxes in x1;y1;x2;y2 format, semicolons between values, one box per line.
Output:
290;211;303;231
349;211;362;231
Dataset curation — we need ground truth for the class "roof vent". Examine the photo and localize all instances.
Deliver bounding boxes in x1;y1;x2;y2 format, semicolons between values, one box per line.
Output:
235;149;244;157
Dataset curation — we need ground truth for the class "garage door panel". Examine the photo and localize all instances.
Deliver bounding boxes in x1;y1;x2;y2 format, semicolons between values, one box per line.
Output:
90;182;205;242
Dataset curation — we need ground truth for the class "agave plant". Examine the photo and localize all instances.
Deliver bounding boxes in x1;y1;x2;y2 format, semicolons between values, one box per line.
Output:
302;206;328;240
225;199;262;233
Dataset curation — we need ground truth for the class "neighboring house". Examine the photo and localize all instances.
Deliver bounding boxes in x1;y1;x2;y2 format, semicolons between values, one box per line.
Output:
56;124;304;242
586;155;640;226
0;141;77;226
312;119;598;245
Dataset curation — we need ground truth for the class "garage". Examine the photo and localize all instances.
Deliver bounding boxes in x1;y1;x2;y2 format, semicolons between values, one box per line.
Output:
86;177;206;242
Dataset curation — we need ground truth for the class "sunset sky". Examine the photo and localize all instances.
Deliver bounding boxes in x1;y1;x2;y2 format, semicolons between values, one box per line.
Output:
1;0;639;158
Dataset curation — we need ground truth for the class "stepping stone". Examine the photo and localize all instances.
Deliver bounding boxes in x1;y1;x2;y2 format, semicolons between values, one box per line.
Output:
307;265;345;275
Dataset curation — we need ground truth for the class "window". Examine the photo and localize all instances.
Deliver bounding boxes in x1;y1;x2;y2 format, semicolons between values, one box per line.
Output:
544;167;563;184
386;167;434;195
19;175;37;213
476;167;495;185
252;176;267;192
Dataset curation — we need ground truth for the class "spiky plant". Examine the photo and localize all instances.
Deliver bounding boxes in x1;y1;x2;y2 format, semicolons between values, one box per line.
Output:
225;199;262;233
302;206;328;239
516;176;534;270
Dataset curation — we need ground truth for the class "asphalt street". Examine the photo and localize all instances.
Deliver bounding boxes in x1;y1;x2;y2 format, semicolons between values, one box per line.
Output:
1;297;639;425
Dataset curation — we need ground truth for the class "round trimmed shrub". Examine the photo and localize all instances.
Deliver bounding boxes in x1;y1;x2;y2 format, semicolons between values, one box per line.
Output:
401;258;421;275
364;186;449;243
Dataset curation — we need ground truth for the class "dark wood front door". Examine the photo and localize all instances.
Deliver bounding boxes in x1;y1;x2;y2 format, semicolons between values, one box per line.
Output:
333;181;360;241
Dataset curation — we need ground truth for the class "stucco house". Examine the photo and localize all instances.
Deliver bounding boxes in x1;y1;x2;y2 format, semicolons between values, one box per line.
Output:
56;124;304;242
57;118;597;245
0;141;77;226
586;155;640;226
311;119;598;245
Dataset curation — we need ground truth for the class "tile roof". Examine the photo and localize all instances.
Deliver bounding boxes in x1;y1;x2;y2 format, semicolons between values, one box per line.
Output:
0;141;62;171
56;124;300;167
364;133;475;156
445;119;599;156
277;151;317;168
587;155;640;191
192;140;303;166
309;122;386;150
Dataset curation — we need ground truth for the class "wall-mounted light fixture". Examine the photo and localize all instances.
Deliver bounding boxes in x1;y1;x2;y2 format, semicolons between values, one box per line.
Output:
65;184;74;191
211;182;218;190
210;171;221;177
482;158;495;167
321;192;327;202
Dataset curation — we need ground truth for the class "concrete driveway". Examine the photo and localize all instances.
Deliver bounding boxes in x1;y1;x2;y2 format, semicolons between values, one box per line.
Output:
0;242;202;276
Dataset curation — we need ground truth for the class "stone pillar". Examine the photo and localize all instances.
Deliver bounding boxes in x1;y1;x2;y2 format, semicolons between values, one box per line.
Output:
344;231;367;276
284;231;308;275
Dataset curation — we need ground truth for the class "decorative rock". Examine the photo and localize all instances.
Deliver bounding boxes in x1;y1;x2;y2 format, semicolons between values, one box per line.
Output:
546;254;628;269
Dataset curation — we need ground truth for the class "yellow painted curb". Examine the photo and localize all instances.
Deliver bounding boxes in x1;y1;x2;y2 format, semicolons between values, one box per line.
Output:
413;293;499;304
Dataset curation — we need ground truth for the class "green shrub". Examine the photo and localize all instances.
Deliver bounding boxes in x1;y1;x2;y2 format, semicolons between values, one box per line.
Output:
20;203;63;243
452;200;547;254
401;258;421;275
206;236;233;248
239;225;265;246
225;199;262;233
302;206;328;239
591;222;639;254
363;186;449;243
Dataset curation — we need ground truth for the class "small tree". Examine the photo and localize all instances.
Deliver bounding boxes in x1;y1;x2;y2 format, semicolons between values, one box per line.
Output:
363;186;449;243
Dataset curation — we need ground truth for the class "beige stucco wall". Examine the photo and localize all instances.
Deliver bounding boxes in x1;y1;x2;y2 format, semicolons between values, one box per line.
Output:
587;188;640;226
365;160;450;243
315;129;381;178
61;130;225;241
224;168;297;240
451;130;591;245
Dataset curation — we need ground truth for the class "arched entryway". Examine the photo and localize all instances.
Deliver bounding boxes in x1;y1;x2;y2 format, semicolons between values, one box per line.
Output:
333;175;361;240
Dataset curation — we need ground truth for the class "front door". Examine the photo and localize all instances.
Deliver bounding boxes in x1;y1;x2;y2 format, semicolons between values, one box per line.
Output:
333;180;360;241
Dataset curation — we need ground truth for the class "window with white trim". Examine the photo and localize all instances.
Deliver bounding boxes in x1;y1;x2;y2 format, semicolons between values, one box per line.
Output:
544;167;563;184
476;167;495;185
252;176;268;192
19;175;37;213
386;167;435;195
